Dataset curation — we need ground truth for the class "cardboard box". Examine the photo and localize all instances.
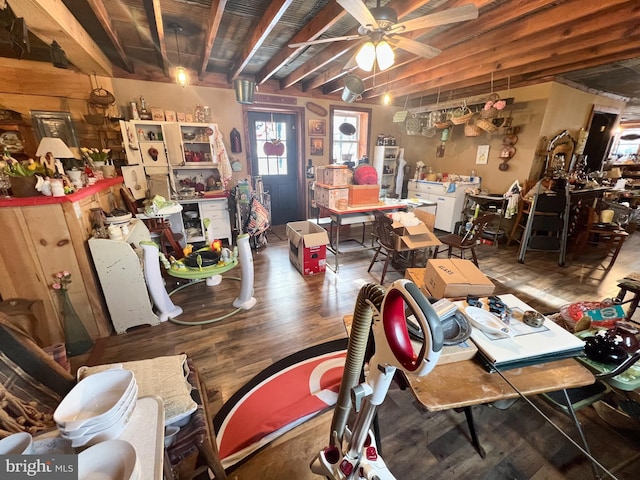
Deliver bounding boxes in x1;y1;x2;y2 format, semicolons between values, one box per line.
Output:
348;184;380;206
315;184;349;210
423;259;495;299
286;221;330;275
391;217;441;251
323;166;352;186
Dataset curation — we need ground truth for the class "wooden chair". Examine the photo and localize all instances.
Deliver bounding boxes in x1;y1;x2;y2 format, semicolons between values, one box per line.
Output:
119;187;185;259
367;211;399;285
571;205;629;271
432;213;499;267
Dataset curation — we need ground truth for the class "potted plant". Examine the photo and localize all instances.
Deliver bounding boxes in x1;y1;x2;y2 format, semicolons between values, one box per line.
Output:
80;147;111;168
0;152;48;197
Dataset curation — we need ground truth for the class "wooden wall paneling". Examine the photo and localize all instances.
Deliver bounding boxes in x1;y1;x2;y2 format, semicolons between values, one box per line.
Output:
0;206;65;345
61;200;112;339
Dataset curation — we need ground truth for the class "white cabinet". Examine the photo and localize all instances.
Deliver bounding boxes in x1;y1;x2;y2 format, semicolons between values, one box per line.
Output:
373;145;401;195
119;120;177;175
88;219;160;334
172;197;232;246
407;179;480;232
120;120;223;194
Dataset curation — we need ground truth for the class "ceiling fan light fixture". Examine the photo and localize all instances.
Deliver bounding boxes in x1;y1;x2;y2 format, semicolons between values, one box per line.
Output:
376;40;394;71
355;41;376;72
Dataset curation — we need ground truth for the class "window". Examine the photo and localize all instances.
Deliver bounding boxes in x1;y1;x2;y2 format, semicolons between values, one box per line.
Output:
330;106;371;164
254;120;288;175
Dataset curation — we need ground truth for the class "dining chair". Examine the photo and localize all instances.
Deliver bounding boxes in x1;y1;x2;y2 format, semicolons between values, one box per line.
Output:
367;211;399;285
432;213;499;267
571;204;629;271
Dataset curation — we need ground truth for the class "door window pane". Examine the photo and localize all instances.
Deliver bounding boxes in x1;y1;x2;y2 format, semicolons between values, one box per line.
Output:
254;120;288;175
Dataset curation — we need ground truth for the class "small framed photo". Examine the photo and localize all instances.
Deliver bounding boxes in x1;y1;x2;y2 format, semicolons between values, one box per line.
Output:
476;144;490;164
165;110;177;122
309;119;326;136
185;113;194;123
151;108;165;121
310;138;324;156
176;112;186;122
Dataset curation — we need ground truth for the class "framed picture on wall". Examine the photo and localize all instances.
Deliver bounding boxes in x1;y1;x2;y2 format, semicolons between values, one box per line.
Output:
177;112;186;122
165;110;177;122
309;119;326;136
476;145;490;164
30;110;79;148
310;138;324;156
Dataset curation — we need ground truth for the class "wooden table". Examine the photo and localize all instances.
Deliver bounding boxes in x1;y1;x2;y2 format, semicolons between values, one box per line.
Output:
342;284;595;458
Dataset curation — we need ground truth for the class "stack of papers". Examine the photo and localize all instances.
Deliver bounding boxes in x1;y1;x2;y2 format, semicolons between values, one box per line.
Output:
460;294;585;372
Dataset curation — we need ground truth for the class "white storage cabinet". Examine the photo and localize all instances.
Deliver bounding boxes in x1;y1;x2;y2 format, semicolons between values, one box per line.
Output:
373;145;402;196
407;179;480;232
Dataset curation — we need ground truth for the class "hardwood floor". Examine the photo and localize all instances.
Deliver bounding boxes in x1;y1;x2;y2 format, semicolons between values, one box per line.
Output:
84;223;640;480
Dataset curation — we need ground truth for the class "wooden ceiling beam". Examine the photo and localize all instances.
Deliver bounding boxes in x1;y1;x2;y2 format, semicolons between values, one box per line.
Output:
383;34;640;101
228;0;294;82
256;0;346;85
86;0;134;74
279;0;432;89
364;2;638;99
363;0;634;98
6;0;112;76
142;0;168;78
198;0;228;81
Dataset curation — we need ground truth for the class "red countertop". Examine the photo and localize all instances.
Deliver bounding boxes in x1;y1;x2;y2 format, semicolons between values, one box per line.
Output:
0;177;124;208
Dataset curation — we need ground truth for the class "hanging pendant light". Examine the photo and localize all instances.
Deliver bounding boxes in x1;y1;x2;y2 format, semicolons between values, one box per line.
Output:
170;23;188;86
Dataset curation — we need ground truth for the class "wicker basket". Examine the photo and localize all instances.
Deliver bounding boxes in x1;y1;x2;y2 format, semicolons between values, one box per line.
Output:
476;118;498;134
480;93;500;119
434;121;451;129
450;108;474;125
464;120;482;137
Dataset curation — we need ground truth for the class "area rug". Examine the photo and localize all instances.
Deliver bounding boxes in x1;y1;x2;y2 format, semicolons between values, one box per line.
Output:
213;338;348;469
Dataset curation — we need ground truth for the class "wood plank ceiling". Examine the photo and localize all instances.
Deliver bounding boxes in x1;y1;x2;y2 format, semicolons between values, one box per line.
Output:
2;0;640;120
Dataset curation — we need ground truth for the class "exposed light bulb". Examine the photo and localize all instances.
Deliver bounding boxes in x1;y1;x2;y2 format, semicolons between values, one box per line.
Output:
355;42;376;72
383;92;391;105
176;66;188;86
376;41;394;71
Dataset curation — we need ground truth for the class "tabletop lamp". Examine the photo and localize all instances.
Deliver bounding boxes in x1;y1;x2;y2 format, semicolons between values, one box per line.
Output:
36;137;75;176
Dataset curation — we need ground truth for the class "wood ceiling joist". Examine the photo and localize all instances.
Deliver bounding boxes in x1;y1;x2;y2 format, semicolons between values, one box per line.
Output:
228;0;295;82
363;0;638;99
384;34;640;102
198;0;228;81
86;0;134;73
279;0;432;90
142;0;168;78
315;0;551;94
7;0;112;76
256;0;347;85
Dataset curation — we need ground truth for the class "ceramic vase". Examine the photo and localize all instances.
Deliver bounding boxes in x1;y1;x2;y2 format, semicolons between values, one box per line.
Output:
59;289;93;356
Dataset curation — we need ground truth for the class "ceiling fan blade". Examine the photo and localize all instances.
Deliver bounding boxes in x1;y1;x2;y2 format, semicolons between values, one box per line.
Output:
289;34;362;48
391;4;478;34
342;40;366;70
387;36;441;59
337;0;379;30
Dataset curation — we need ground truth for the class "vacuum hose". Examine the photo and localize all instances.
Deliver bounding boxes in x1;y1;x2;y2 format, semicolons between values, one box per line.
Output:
329;282;386;448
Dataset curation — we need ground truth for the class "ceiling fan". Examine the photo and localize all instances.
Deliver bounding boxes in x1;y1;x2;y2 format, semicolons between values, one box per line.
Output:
289;0;479;71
